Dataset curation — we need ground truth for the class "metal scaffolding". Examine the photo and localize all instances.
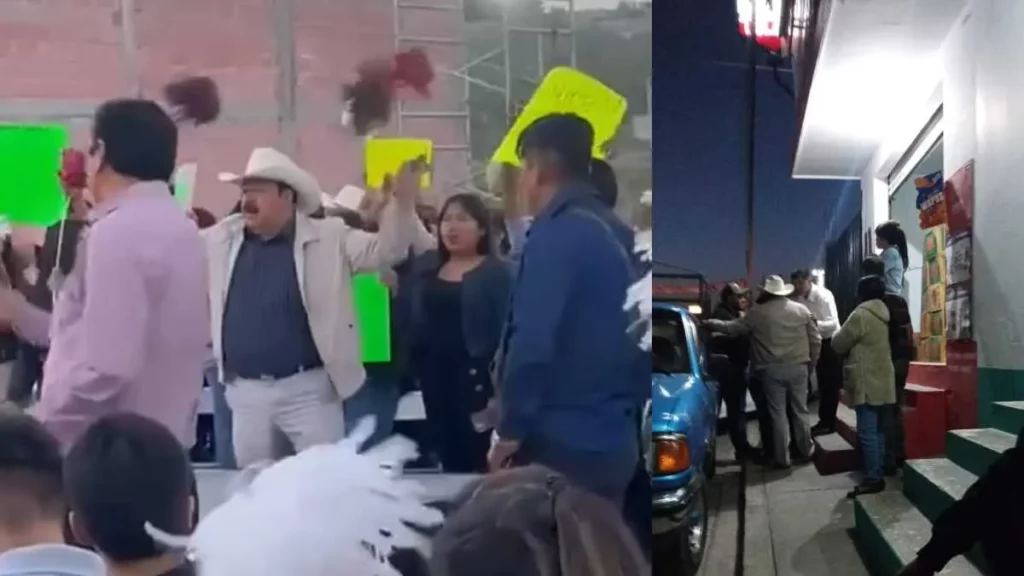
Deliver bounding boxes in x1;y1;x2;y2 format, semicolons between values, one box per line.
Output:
392;0;577;194
392;0;472;192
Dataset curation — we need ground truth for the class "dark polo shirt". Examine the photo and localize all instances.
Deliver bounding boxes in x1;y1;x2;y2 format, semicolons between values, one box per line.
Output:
221;221;322;380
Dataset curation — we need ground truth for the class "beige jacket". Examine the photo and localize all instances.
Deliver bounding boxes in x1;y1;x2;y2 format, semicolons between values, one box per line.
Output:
203;202;415;399
707;296;821;369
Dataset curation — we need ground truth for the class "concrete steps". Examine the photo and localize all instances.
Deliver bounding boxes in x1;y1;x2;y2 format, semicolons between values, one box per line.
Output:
854;490;984;576
902;458;975;522
812;432;858;475
990;401;1024;437
944;428;1015;477
850;384;1020;575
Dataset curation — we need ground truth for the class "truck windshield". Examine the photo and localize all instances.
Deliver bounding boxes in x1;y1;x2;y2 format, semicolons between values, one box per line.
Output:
651;309;692;374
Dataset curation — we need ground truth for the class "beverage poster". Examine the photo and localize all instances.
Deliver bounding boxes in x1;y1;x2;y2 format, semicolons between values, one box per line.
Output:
944;161;974;342
917;224;947;363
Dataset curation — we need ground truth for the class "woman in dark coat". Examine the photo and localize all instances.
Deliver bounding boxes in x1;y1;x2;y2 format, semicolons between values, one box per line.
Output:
408;193;511;473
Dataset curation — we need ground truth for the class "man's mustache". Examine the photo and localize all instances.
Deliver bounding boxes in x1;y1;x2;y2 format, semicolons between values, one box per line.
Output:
241;201;259;214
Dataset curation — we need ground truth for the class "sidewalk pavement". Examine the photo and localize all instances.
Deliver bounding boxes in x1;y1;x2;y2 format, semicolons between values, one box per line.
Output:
698;428;871;576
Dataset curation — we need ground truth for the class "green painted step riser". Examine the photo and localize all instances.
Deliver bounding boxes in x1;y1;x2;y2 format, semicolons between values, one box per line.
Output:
853;502;904;576
901;467;990;572
991;407;1024;437
902;467;954;523
945;435;1001;477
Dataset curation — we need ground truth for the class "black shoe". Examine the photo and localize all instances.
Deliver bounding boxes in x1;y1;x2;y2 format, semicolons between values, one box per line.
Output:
883;461;904;477
749;451;772;466
793;449;814;466
734;445;756;461
846;479;886;499
811;423;835;436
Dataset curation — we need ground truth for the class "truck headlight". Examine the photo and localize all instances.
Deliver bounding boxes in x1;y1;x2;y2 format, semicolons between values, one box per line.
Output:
654;434;690;475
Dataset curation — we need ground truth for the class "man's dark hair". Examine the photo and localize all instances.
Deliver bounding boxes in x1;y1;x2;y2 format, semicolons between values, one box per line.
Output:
857;275;886;303
862;255;885;277
0;410;65;527
516;113;594;180
64;413;193;563
590;159;618;208
92;99;178;183
790;268;812;282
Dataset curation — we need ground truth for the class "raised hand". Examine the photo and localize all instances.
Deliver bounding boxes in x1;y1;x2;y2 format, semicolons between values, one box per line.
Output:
392;157;427;207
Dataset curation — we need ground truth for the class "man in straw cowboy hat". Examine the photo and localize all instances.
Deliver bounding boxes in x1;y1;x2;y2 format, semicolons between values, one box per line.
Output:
705;275;821;468
205;147;423;467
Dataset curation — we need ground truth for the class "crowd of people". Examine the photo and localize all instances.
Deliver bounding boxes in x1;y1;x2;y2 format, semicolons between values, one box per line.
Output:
0;96;652;575
704;221;914;498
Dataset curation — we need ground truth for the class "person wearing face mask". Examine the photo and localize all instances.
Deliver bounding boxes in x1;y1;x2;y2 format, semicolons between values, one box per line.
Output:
204;148;419;468
0;100;208;457
405;193;511;473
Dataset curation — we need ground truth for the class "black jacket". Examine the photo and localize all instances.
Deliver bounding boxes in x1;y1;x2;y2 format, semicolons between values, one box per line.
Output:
707;304;750;369
881;293;915;363
916;427;1024;575
30;219;87;312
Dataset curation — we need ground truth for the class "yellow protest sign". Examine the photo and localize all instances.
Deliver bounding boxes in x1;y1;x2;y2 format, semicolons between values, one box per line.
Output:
491;67;628;166
364;138;433;190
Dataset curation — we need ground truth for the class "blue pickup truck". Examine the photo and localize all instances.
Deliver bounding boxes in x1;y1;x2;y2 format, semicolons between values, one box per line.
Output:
649;302;723;575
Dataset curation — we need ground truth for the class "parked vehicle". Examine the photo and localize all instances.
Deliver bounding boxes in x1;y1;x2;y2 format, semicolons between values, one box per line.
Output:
648;302;723;576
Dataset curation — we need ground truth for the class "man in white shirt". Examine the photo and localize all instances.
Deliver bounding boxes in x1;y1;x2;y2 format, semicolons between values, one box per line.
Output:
791;269;842;436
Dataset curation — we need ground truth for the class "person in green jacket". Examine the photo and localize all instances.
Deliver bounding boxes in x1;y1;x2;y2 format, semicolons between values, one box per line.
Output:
831;275;896;498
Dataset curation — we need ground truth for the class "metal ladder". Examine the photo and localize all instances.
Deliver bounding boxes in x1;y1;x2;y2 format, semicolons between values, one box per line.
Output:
392;0;473;193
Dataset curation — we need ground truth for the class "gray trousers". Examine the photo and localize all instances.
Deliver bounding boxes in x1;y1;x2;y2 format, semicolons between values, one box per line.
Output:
757;364;812;466
224;368;346;468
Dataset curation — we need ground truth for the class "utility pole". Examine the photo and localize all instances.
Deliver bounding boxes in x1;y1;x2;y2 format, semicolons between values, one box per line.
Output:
744;0;758;283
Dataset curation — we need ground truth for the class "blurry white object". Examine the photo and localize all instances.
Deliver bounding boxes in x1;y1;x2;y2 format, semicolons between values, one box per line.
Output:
146;418;443;576
320;192;336;210
625;234;652;351
335;185;367;211
640;189;652;207
395;391;425;421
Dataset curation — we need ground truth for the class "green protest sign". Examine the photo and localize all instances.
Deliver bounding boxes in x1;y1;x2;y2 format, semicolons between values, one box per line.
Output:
0;124;68;226
352;273;391;363
173;163;198;209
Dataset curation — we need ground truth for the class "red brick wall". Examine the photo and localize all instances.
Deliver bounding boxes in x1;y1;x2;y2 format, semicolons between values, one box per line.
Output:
0;0;468;218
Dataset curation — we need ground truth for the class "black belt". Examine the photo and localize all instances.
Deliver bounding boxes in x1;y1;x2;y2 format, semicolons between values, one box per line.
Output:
226;362;322;382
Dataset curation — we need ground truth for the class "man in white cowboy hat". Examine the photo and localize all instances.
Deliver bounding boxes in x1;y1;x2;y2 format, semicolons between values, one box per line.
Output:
705;274;821;469
204;147;422;467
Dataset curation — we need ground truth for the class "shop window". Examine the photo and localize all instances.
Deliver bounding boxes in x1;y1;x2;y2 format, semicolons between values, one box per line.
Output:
889;137;944;363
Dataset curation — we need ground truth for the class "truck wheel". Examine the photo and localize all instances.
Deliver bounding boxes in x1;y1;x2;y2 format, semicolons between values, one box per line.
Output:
653;483;708;576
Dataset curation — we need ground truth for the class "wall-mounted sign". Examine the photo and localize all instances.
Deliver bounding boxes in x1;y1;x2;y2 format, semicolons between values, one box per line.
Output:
737;0;784;52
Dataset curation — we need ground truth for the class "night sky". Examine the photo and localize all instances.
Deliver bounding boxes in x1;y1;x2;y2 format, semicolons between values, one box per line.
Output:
654;1;860;283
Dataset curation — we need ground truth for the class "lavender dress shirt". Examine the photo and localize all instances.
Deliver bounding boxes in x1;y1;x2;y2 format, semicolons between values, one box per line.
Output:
14;181;209;451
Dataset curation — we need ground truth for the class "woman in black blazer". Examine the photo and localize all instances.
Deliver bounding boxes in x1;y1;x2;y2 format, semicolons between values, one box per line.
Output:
407;193;511;473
